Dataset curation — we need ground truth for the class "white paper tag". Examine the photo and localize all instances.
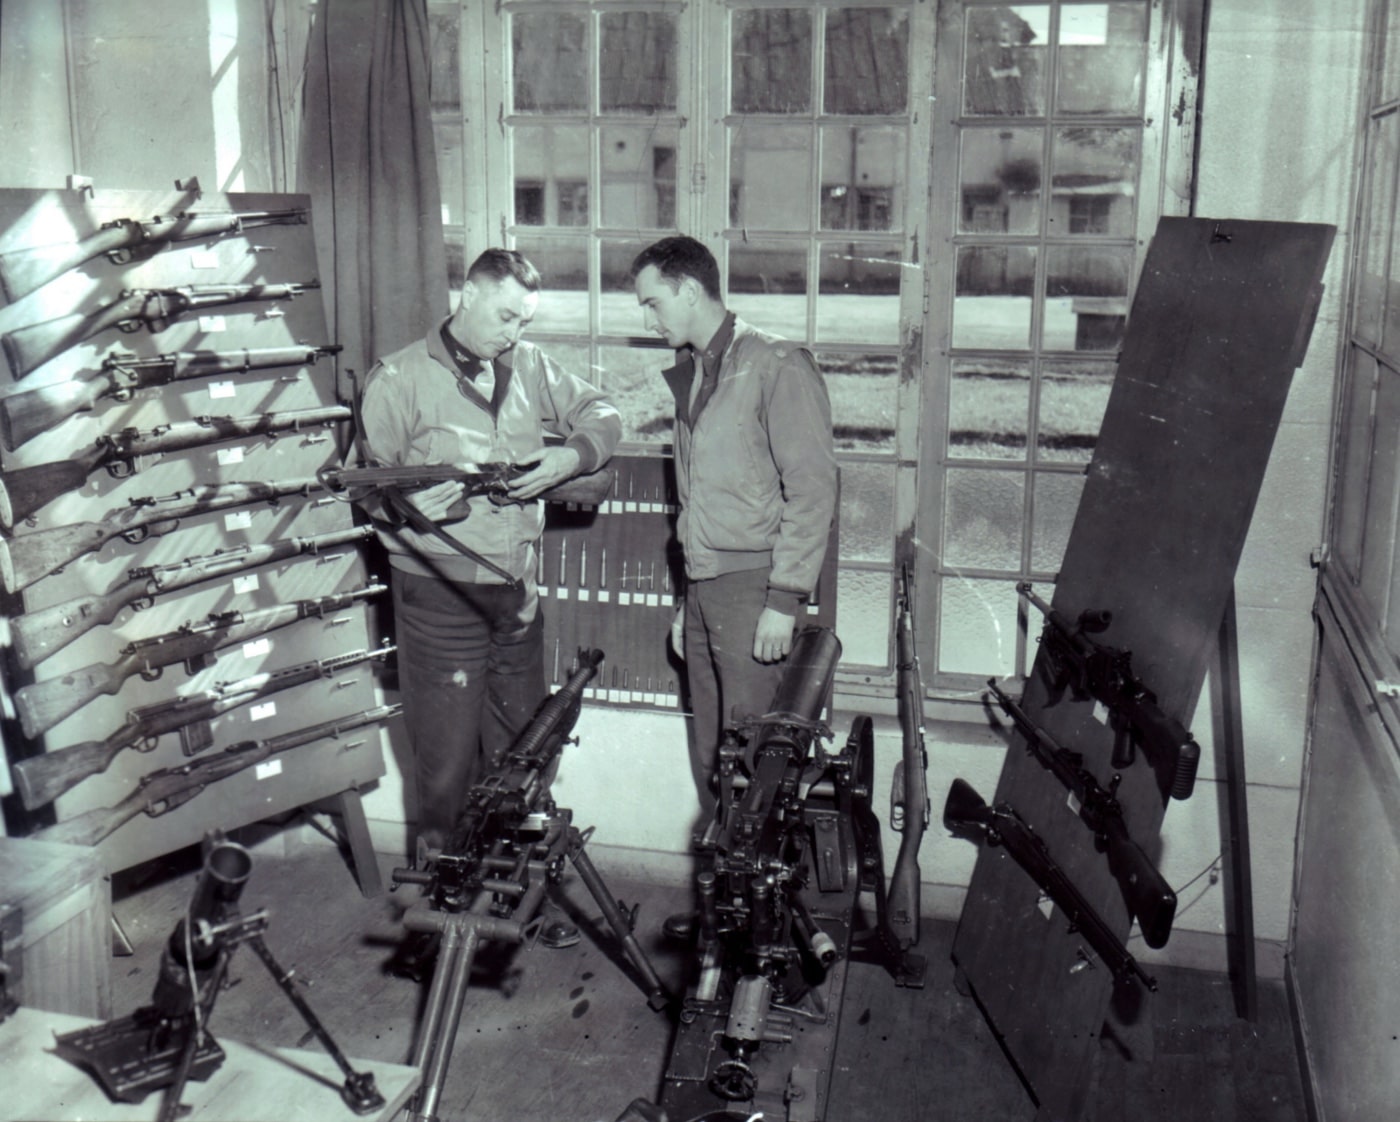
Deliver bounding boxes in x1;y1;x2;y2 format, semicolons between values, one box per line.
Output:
578;589;591;602
251;701;277;721
598;590;611;604
255;759;283;780
232;574;260;595
1093;700;1111;726
190;249;221;269
224;511;253;532
217;446;245;466
242;637;271;659
209;381;237;399
198;315;227;332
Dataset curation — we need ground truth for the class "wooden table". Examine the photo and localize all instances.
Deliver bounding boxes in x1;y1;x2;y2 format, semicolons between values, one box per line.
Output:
0;1006;420;1122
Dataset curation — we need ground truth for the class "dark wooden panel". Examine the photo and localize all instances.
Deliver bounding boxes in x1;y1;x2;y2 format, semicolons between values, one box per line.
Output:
951;216;1335;1121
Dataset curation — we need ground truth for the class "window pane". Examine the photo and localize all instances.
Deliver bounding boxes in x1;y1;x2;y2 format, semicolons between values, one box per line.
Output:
1356;112;1399;349
446;229;466;290
1037;359;1113;462
963;4;1049;117
959;128;1043;235
1049;127;1140;237
1386;4;1400;103
944;467;1025;570
818;351;897;454
729;242;807;338
953;246;1037;349
602;124;679;229
820;125;905;232
1360;366;1400;621
598;343;674;444
600;10;677;112
817;241;900;345
428;6;461;113
838;461;897;563
1055;3;1148;115
939;575;1018;677
436;121;465;228
837;568;892;666
1043;244;1131;351
512;10;587;113
1031;470;1084;572
1334;353;1378;578
512;236;588;334
731;125;813;231
732;7;812;114
949;359;1031;460
513;125;590;227
824;7;909;115
601;237;652;336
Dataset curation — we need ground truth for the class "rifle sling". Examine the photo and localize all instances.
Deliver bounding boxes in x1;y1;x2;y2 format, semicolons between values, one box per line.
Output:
348;369;518;587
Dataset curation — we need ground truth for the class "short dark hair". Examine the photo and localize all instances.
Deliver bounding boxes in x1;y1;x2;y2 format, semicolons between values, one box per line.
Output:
467;247;541;292
630;236;722;301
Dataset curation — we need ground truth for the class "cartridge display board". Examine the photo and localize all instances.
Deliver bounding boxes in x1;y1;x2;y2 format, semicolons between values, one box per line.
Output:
950;217;1334;1120
0;186;389;872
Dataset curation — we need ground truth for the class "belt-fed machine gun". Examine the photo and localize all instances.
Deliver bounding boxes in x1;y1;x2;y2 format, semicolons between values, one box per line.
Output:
390;648;670;1122
653;626;906;1122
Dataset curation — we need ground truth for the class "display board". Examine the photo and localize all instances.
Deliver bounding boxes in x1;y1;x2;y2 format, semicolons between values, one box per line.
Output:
0;185;388;875
949;217;1335;1120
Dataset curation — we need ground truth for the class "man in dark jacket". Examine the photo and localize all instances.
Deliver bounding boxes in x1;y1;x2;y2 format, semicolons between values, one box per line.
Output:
631;235;838;829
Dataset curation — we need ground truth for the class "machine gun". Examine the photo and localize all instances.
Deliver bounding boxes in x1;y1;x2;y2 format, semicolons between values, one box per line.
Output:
1018;582;1200;803
389;648;668;1122
944;777;1157;992
655;626;891;1122
51;833;383;1122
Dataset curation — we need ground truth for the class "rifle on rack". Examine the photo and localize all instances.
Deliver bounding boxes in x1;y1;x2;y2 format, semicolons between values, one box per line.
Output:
943;777;1158;992
986;678;1178;949
13;583;385;739
36;705;399;849
10;643;394;810
0;208;307;302
2;280;319;379
390;648;669;1122
0;344;341;451
5;522;373;670
1018;582;1201;803
886;562;931;985
0;404;348;528
0;475;323;594
318;460;615;511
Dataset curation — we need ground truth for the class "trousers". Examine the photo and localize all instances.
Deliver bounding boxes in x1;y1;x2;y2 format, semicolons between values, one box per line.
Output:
391;567;545;847
683;568;786;822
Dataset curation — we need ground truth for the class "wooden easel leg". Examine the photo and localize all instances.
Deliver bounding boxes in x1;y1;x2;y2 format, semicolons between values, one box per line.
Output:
1211;589;1257;1021
330;787;383;898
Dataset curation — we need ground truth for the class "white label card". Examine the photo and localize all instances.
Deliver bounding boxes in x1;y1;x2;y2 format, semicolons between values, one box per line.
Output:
232;574;260;595
242;638;271;659
250;702;277;721
209;381;237;399
224;511;253;532
190;249;221;269
198;315;227;332
255;759;283;780
217;447;245;466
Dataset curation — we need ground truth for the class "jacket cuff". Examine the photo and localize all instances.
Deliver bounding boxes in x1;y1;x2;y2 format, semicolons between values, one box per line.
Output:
564;433;600;475
764;586;805;616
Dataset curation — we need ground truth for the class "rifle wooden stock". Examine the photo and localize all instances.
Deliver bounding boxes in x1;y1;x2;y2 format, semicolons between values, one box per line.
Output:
1;281;318;379
5;523;373;670
887;564;930;960
942;777;1158;991
0;475;322;594
0;404;349;528
986;679;1178;949
35;702;399;848
13;583;385;738
320;461;615;509
0;344;341;451
10;643;394;810
0;209;307;302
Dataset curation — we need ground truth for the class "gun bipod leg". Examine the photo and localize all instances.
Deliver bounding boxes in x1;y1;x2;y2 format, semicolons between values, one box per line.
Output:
565;826;672;1010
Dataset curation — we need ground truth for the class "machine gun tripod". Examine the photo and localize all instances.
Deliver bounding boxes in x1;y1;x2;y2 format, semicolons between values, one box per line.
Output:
389;649;671;1122
51;834;383;1122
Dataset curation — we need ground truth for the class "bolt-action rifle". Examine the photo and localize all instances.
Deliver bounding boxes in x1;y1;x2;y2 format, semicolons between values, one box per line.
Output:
943;777;1158;991
0;404;348;528
0;344;341;451
986;679;1178;949
0;208;307;302
2;280;319;379
5;523;372;671
0;475;323;594
36;706;398;849
10;643;394;810
318;460;615;511
13;583;385;739
886;562;931;985
1018;582;1200;803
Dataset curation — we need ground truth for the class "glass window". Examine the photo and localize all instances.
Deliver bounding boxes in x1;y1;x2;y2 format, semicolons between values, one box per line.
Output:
732;7;813;114
824;7;910;114
512;9;588;113
600;10;678;112
963;4;1049;117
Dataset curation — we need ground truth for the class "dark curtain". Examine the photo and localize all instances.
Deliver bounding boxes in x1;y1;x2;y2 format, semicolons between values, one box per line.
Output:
298;0;448;398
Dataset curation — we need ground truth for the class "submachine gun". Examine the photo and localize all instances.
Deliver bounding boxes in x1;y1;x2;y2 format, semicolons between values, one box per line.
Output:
51;833;385;1122
389;648;670;1122
654;626;901;1122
